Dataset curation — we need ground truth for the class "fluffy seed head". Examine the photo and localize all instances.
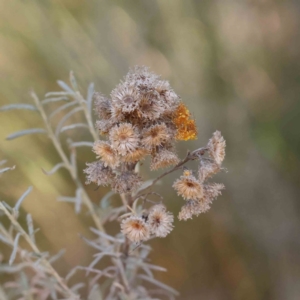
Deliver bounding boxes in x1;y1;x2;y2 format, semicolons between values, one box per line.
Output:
92;141;119;168
148;204;174;238
173;173;203;200
109;123;139;155
142;124;170;149
203;182;225;201
137;94;163;120
122;147;149;163
198;160;221;183
111;83;141;113
121;216;150;243
111;172;142;194
84;161;114;186
207;131;226;165
178;200;209;221
150;149;179;170
94;93;111;120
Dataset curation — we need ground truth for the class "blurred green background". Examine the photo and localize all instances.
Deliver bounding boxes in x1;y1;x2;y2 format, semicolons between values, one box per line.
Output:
1;0;300;299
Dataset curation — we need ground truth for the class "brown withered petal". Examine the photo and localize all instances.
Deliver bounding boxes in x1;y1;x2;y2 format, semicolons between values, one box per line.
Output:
111;171;142;194
92;141;119;168
141;124;170;149
148;204;174;238
121;216;150;243
173;174;203;201
150;149;179;171
109;123;139;156
84;161;114;186
207;131;226;165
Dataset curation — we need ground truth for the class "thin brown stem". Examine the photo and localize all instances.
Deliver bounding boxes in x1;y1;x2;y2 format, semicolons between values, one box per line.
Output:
133;147;207;201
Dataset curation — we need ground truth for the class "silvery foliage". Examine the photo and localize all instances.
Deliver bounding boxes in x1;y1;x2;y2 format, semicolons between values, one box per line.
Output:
0;73;177;300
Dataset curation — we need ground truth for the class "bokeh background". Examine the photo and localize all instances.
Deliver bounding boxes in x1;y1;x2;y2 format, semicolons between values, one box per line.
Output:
1;0;300;299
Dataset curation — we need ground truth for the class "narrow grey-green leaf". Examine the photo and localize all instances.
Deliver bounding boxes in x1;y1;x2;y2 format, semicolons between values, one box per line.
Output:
70;71;79;91
55;106;83;137
45;91;71;97
138;274;179;296
57;80;75;94
41;96;69;105
14;186;32;212
42;162;66;176
69;141;94;148
26;214;35;244
61;123;88;133
9;233;21;265
6;129;47;140
57;196;76;203
0;104;37;112
49;100;78;119
49;249;65;264
0;166;15;174
100;191;115;209
87;83;94;114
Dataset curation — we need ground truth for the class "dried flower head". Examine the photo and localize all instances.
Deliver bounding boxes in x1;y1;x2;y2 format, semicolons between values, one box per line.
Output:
122;147;149;163
198;160;221;183
137;94;163;120
95;119;116;135
178;200;209;221
173;172;203;200
207;131;226;165
203;183;225;201
148;204;174;238
142;124;170;149
111;83;140;113
173;102;197;141
121;216;150;243
92;141;119;168
109;123;139;156
94;93;112;120
111;172;142;194
125;66;160;90
84;161;114;186
150;149;179;170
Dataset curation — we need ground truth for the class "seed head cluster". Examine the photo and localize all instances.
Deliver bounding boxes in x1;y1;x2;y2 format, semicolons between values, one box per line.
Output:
84;66;226;243
121;204;174;243
175;131;226;220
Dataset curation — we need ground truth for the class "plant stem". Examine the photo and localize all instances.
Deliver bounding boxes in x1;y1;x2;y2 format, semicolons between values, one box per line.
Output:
31;92;104;232
0;203;79;299
134;147;207;201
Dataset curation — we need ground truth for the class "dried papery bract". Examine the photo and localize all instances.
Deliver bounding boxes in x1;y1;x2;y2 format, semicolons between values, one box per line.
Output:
173;172;203;200
121;216;150;243
84;161;114;186
207;130;226;165
109;123;139;156
93;141;119;168
148;204;174;238
150;149;179;170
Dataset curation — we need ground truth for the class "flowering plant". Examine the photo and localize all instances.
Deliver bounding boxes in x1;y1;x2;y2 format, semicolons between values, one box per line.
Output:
0;66;226;299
